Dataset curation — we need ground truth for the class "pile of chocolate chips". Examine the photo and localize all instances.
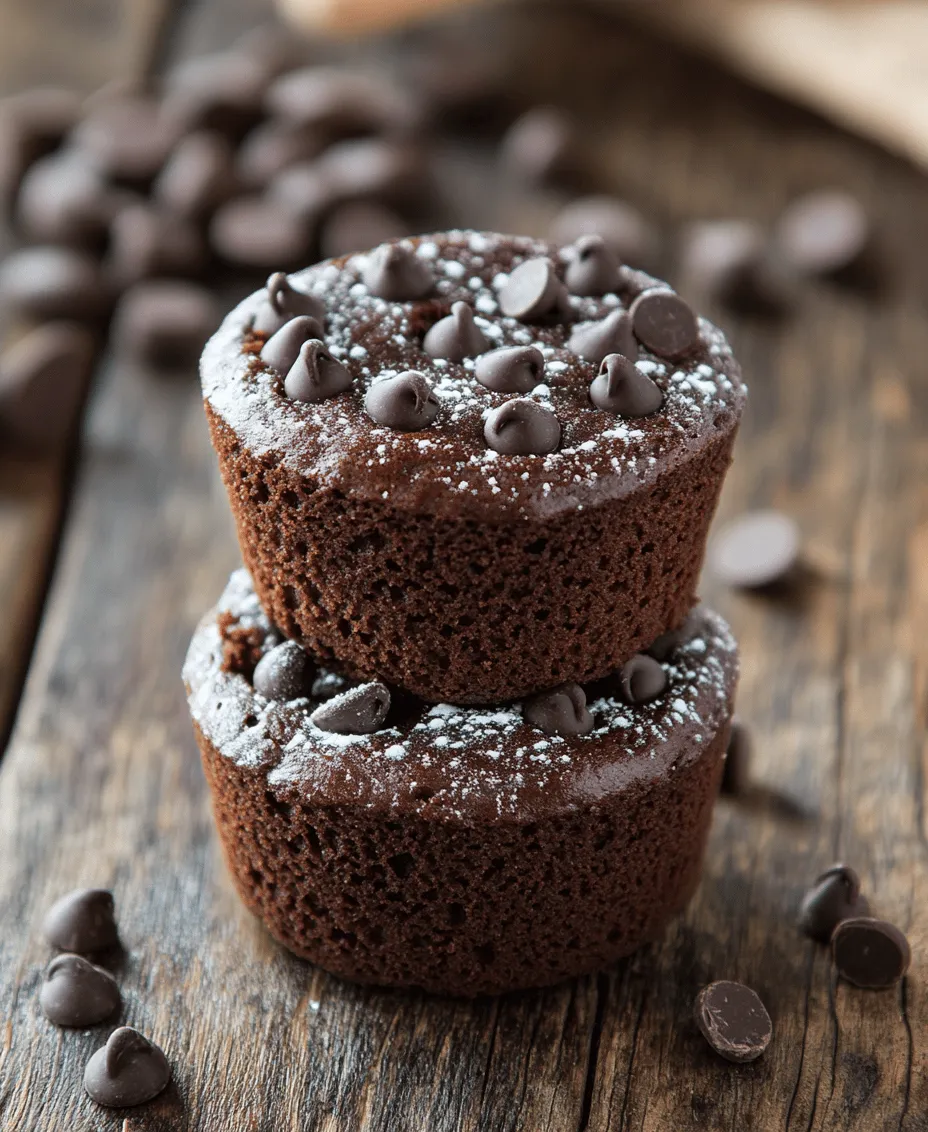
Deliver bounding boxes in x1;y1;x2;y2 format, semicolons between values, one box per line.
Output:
38;887;172;1109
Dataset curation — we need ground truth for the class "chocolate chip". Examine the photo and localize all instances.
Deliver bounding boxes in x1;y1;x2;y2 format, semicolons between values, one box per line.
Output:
236;119;326;188
210;195;312;270
799;865;870;943
0;246;109;321
71;96;182;184
253;272;325;336
253;640;314;701
153;130;236;219
646;607;705;661
260;315;325;376
113;281;218;368
499;106;574;185
551;195;661;271
498;258;564;321
523;683;593;737
617;654;667;705
43;889;118;955
423;301;489;361
0;88;82;202
316;137;427;208
266;66;420;139
361;243;434;301
310;681;391;734
475;345;544;393
107;203;207;288
267;161;336;222
774;189;870;279
365;371;439;431
0;323;94;450
832;918;910;988
589;353;662;417
695;981;772;1063
17;151;120;248
630;289;700;359
721;717;752;797
484;398;560;455
83;1026;171;1108
164;51;270;137
564;235;621;296
679;219;796;315
284;339;353;403
319;201;409;260
567;309;637;365
40;954;121;1028
708;510;801;589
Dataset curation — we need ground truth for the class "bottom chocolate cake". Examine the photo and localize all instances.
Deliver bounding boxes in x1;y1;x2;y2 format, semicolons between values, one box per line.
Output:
183;570;738;996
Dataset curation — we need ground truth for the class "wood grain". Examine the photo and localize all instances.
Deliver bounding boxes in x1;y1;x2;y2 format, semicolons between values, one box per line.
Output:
0;5;926;1130
0;0;173;747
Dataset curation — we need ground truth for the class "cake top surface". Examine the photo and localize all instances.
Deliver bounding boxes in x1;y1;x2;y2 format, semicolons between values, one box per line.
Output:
201;230;746;521
183;570;739;823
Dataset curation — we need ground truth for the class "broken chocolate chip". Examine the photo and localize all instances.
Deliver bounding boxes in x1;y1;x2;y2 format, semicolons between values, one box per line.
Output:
310;681;391;734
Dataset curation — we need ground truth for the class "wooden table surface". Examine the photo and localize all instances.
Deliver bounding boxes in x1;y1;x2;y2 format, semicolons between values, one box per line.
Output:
0;1;926;1129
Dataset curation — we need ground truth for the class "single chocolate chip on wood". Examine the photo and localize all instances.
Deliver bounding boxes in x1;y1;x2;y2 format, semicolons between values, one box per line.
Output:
0;88;82;203
153;130;236;220
799;865;870;943
43;889;118;955
164;51;270;137
84;1027;171;1108
679;219;796;315
71;96;182;184
564;235;621;296
210;195;312;270
484;398;560;456
361;243;433;301
0;246;109;321
567;309;637;365
316;137;427;208
260;315;325;376
16;150;121;248
107;203;207;287
0;323;95;451
365;371;439;431
523;683;593;737
113;281;218;368
498;258;564;321
589;353;662;417
253;641;314;701
253;272;325;336
266;66;421;138
617;654;667;705
268;161;337;223
721;717;752;797
499;106;575;185
310;682;391;735
551;195;660;271
236;119;326;188
319;201;409;260
423;301;489;361
40;954;121;1028
832;918;910;988
774;189;871;279
476;345;544;393
630;290;700;359
709;510;801;589
695;981;772;1063
285;340;353;403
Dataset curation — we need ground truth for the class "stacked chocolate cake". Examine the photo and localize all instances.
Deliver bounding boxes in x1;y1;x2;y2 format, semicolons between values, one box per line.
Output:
184;230;746;995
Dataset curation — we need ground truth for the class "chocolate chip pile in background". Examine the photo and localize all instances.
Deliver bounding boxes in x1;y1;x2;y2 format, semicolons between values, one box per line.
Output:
0;19;881;456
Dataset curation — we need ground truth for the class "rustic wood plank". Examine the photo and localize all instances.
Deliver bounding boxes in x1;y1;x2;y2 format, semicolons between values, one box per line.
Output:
0;6;926;1130
0;0;175;747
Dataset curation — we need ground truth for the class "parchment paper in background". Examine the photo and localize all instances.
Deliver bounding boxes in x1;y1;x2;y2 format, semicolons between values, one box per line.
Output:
629;1;928;171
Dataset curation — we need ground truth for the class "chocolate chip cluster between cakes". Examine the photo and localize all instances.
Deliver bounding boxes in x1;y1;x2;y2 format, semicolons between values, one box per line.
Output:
202;231;745;704
190;228;745;995
185;569;738;996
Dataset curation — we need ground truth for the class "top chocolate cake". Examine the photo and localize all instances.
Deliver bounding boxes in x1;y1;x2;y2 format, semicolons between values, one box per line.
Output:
201;231;745;704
